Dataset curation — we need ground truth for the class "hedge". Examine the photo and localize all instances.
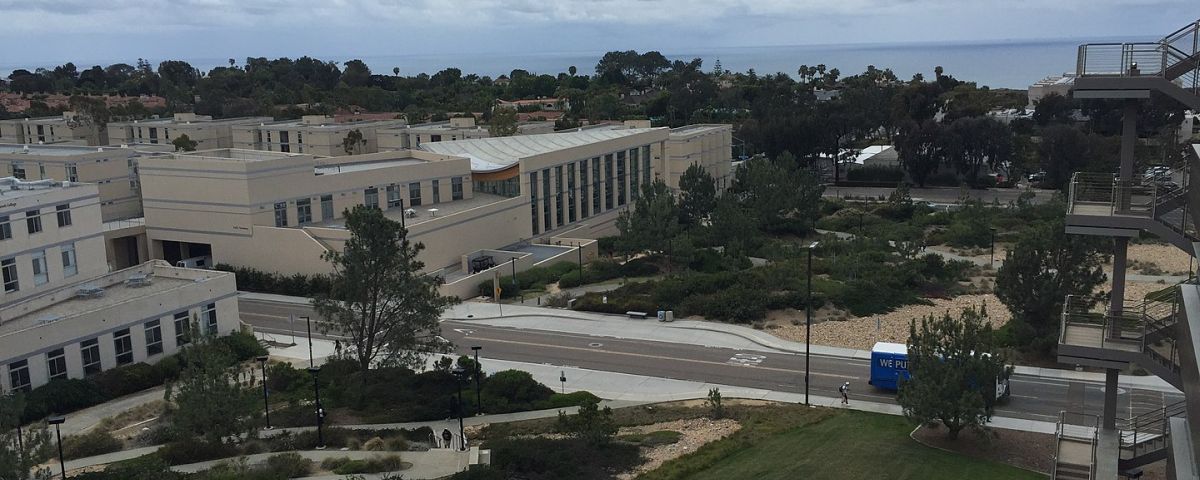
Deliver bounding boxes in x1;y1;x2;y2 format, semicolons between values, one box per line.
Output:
214;264;330;297
846;165;905;183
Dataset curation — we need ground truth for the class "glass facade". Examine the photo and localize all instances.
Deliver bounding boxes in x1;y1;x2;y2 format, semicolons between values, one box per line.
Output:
567;162;577;223
579;159;590;219
616;151;627;207
554;166;564;227
474;177;520;197
529;171;539;234
604;154;614;210
541;168;552;231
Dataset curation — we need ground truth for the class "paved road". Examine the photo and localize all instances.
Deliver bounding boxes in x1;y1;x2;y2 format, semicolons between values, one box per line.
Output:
824;185;1056;205
239;298;1182;424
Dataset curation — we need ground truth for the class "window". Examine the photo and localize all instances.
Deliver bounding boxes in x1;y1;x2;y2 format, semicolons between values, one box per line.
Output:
643;146;652;185
7;360;30;392
451;177;464;201
364;187;379;209
114;328;133;365
0;215;10;240
38;163;46;179
529;171;539;234
148;127;158;144
630;148;640;200
321;195;334;221
555;165;564;227
617;151;627;207
386;185;402;208
542;169;551;231
174;311;191;346
31;250;47;286
409;182;422;207
202;303;218;335
580;159;590;219
81;338;101;375
1;258;17;292
25;209;41;234
56;204;71;227
279;131;290;153
296;132;303;153
431;134;442;142
145;320;163;356
567;163;577;223
296;199;312;224
10;161;25;179
604;154;614;210
61;243;77;277
273;202;288;227
432;180;440;204
46;348;67;380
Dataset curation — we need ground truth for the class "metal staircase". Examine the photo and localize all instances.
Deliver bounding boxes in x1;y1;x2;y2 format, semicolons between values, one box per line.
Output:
1059;290;1184;390
1053;412;1100;480
1118;400;1189;470
1075;19;1200;109
1066;170;1196;256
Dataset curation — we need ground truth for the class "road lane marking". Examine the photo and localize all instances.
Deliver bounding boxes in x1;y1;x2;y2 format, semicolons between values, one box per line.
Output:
466;335;860;380
727;353;767;366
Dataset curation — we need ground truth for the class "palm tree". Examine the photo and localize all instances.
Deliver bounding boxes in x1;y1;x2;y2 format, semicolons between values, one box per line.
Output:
568;65;577;76
393;67;400;76
228;58;235;68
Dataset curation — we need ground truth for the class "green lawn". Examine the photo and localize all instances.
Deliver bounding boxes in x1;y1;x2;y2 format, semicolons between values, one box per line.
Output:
642;408;1044;480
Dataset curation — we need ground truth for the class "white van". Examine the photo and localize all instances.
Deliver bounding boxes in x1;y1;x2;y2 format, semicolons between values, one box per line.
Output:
175;256;212;269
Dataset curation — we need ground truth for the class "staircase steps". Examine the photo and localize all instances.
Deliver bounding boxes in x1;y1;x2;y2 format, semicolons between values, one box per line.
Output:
1054;462;1093;480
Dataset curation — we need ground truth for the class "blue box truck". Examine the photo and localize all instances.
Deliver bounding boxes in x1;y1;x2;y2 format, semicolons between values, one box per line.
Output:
868;342;910;391
868;342;1010;401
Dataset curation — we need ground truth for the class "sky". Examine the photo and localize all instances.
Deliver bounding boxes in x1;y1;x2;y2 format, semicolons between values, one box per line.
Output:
0;0;1194;73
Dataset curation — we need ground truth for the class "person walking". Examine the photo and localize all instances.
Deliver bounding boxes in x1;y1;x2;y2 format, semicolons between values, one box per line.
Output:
839;382;850;405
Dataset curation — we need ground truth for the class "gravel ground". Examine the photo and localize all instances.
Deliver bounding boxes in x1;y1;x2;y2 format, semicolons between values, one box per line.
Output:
616;417;741;479
767;294;1012;350
912;423;1053;474
1119;243;1194;276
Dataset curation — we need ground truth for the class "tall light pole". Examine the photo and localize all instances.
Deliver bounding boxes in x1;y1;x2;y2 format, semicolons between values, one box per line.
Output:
302;316;313;368
307;366;325;449
470;346;482;415
510;257;517;290
47;415;65;479
577;245;583;280
989;227;997;268
805;241;819;406
256;355;272;430
451;366;467;451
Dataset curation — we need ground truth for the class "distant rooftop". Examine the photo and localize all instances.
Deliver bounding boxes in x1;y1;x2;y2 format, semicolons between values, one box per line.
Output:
179;148;306;162
314;158;427;175
669;124;730;136
111;114;272;126
311;192;510;230
421;128;660;172
0;261;229;335
0;178;92;201
250;116;406;131
0;143;144;157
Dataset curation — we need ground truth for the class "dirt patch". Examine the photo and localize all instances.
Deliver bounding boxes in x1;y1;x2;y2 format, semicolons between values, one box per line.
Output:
1117;243;1194;276
767;294;1012;350
616;417;741;480
912;423;1053;474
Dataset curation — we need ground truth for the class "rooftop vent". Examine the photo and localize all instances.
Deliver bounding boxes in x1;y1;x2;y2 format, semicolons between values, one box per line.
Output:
125;273;153;288
37;315;62;326
75;285;105;299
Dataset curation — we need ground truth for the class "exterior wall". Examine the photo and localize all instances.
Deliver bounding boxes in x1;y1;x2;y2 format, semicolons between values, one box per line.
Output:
0;262;238;392
518;129;668;237
0;115;103;146
0;146;147;221
0;184;109;307
665;125;733;191
108;115;273;150
232;120;406;156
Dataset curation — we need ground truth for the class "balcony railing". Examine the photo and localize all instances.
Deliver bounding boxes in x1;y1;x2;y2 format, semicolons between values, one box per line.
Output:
1119;400;1188;459
1067;172;1159;217
1077;20;1199;86
1060;291;1181;349
1053;411;1099;480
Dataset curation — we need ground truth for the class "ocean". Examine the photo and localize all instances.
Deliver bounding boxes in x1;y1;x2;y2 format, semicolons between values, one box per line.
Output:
2;37;1149;90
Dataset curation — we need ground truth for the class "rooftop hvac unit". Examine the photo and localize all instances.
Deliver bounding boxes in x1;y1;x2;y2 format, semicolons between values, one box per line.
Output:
37;315;62;326
125;273;153;288
75;285;105;299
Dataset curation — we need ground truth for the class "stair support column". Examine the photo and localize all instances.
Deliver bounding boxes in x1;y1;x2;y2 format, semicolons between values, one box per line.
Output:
1119;99;1138;181
1111;237;1129;339
1104;368;1119;431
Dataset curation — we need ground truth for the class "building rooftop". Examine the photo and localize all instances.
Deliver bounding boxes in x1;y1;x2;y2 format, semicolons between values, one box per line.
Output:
314;158;428;175
0;143;153;157
421;128;659;172
669;124;730;136
311;192;511;229
179;148;307;162
110;115;272;126
250;117;406;131
0;261;230;336
0;178;92;201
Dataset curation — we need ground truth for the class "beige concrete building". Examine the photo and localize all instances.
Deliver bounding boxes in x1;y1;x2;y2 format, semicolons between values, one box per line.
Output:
0;260;238;392
377;117;555;151
664;124;733;190
0;112;106;146
0;179;109;308
0;143;170;222
495;98;570;112
1028;75;1074;107
232;116;406;156
108;113;273;150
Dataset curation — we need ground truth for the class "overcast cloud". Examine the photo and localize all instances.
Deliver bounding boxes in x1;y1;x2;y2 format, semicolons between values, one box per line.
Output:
0;0;1193;72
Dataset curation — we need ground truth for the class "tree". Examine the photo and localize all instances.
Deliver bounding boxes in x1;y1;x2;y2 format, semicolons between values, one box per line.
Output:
172;134;198;152
616;180;681;256
677;164;717;227
166;340;256;444
568;65;577;76
392;67;400;76
899;307;1012;439
487;107;518;137
1038;125;1091;189
313;206;455;378
995;214;1108;353
1033;93;1075;126
728;156;823;233
342;129;366;155
896;120;947;187
556;398;617;446
341;60;371;88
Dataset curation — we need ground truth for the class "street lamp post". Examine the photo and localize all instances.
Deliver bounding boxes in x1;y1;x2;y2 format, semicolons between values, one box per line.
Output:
47;415;66;479
577;245;583;280
451;366;467;451
307;366;325;449
256;355;272;430
805;241;819;406
989;227;997;268
470;346;482;415
510;257;517;290
302;316;314;368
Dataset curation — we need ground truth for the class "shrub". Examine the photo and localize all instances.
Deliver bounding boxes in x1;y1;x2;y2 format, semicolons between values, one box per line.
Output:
485;437;641;480
617;430;682;447
846;166;905;183
925;172;960;186
215;264;330;297
157;438;239;465
62;429;123;460
322;455;404;474
21;378;106;422
482;370;554;409
214;331;269;361
448;465;508;480
263;452;312;478
537;391;601;410
93;363;164;399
